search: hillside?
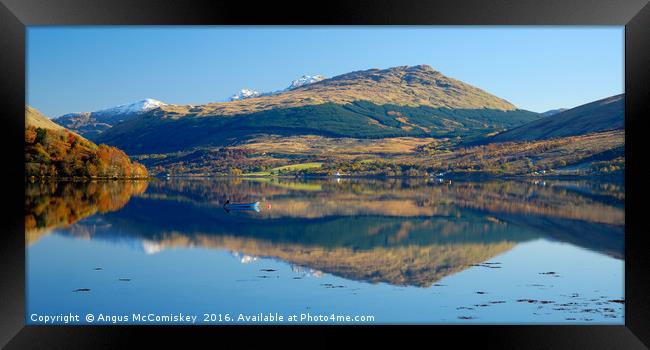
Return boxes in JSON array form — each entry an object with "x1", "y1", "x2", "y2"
[
  {"x1": 487, "y1": 94, "x2": 624, "y2": 143},
  {"x1": 25, "y1": 105, "x2": 67, "y2": 132},
  {"x1": 134, "y1": 128, "x2": 623, "y2": 177},
  {"x1": 25, "y1": 105, "x2": 148, "y2": 179},
  {"x1": 129, "y1": 90, "x2": 624, "y2": 177},
  {"x1": 95, "y1": 65, "x2": 541, "y2": 154}
]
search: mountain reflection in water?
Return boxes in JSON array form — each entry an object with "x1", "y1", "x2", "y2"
[{"x1": 25, "y1": 177, "x2": 624, "y2": 287}]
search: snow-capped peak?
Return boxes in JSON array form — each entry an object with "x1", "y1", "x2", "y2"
[
  {"x1": 226, "y1": 75, "x2": 325, "y2": 102},
  {"x1": 229, "y1": 89, "x2": 261, "y2": 101},
  {"x1": 288, "y1": 75, "x2": 325, "y2": 90},
  {"x1": 95, "y1": 98, "x2": 167, "y2": 115}
]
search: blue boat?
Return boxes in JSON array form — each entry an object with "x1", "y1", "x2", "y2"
[{"x1": 223, "y1": 200, "x2": 260, "y2": 211}]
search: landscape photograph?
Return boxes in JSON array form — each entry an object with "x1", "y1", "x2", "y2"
[{"x1": 25, "y1": 26, "x2": 624, "y2": 324}]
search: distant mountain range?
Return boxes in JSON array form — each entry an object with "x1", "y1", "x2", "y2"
[
  {"x1": 229, "y1": 74, "x2": 326, "y2": 101},
  {"x1": 52, "y1": 75, "x2": 329, "y2": 137},
  {"x1": 52, "y1": 98, "x2": 166, "y2": 138},
  {"x1": 82, "y1": 65, "x2": 541, "y2": 154}
]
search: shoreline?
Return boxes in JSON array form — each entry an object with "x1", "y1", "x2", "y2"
[
  {"x1": 151, "y1": 173, "x2": 624, "y2": 182},
  {"x1": 25, "y1": 172, "x2": 624, "y2": 183}
]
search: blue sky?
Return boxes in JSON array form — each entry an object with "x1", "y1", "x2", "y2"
[{"x1": 27, "y1": 26, "x2": 623, "y2": 117}]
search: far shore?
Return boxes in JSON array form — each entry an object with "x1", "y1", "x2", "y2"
[
  {"x1": 145, "y1": 172, "x2": 624, "y2": 181},
  {"x1": 25, "y1": 171, "x2": 624, "y2": 183}
]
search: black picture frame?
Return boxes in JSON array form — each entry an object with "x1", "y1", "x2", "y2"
[{"x1": 1, "y1": 0, "x2": 649, "y2": 348}]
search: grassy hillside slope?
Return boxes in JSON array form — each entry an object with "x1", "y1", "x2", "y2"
[
  {"x1": 487, "y1": 94, "x2": 623, "y2": 143},
  {"x1": 25, "y1": 106, "x2": 67, "y2": 132}
]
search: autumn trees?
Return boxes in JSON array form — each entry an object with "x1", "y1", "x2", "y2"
[{"x1": 25, "y1": 126, "x2": 148, "y2": 179}]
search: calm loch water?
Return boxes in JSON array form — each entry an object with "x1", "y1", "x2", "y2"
[{"x1": 26, "y1": 177, "x2": 624, "y2": 324}]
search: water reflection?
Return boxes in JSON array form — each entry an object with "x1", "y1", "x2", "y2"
[
  {"x1": 25, "y1": 177, "x2": 623, "y2": 287},
  {"x1": 25, "y1": 180, "x2": 148, "y2": 245}
]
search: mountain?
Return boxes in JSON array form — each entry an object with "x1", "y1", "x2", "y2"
[
  {"x1": 287, "y1": 74, "x2": 325, "y2": 90},
  {"x1": 95, "y1": 65, "x2": 541, "y2": 154},
  {"x1": 228, "y1": 74, "x2": 326, "y2": 101},
  {"x1": 488, "y1": 94, "x2": 624, "y2": 143},
  {"x1": 93, "y1": 98, "x2": 166, "y2": 115},
  {"x1": 541, "y1": 108, "x2": 567, "y2": 117},
  {"x1": 192, "y1": 65, "x2": 518, "y2": 115},
  {"x1": 229, "y1": 89, "x2": 261, "y2": 101},
  {"x1": 53, "y1": 98, "x2": 166, "y2": 139},
  {"x1": 25, "y1": 105, "x2": 148, "y2": 179}
]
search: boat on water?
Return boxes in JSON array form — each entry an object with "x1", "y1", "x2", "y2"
[{"x1": 223, "y1": 200, "x2": 260, "y2": 211}]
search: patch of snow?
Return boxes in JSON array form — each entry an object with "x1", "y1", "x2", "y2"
[
  {"x1": 287, "y1": 75, "x2": 325, "y2": 90},
  {"x1": 229, "y1": 89, "x2": 262, "y2": 101},
  {"x1": 226, "y1": 74, "x2": 326, "y2": 102},
  {"x1": 94, "y1": 98, "x2": 167, "y2": 115}
]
